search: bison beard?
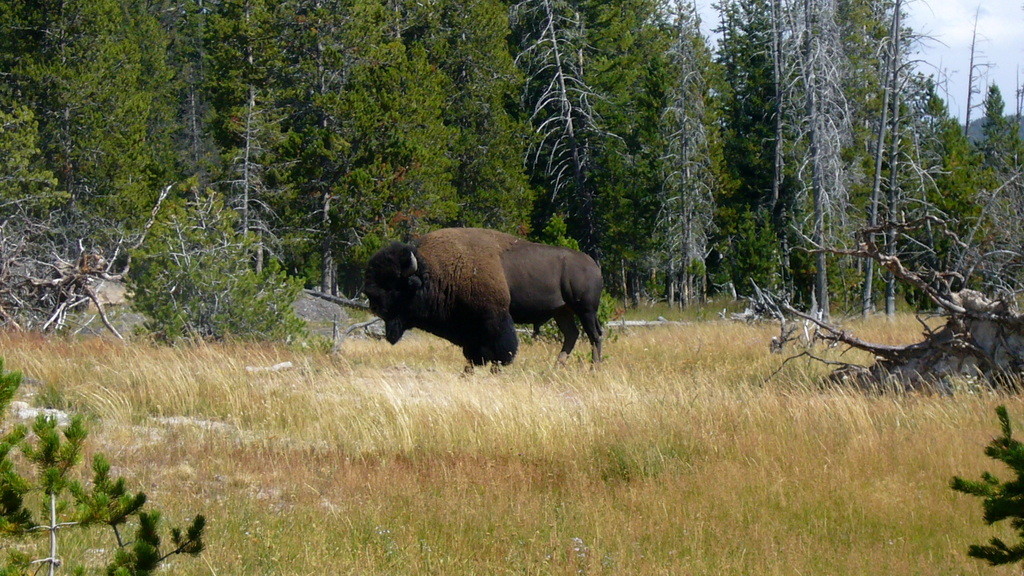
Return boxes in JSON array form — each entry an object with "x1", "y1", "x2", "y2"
[
  {"x1": 384, "y1": 318, "x2": 404, "y2": 345},
  {"x1": 364, "y1": 227, "x2": 603, "y2": 369}
]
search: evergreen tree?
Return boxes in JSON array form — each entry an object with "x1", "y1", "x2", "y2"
[
  {"x1": 129, "y1": 189, "x2": 305, "y2": 342},
  {"x1": 422, "y1": 0, "x2": 534, "y2": 232},
  {"x1": 582, "y1": 0, "x2": 675, "y2": 296},
  {"x1": 272, "y1": 0, "x2": 456, "y2": 293},
  {"x1": 164, "y1": 0, "x2": 221, "y2": 187},
  {"x1": 712, "y1": 0, "x2": 784, "y2": 295},
  {"x1": 714, "y1": 0, "x2": 776, "y2": 214},
  {"x1": 268, "y1": 0, "x2": 353, "y2": 292},
  {"x1": 0, "y1": 105, "x2": 62, "y2": 214},
  {"x1": 13, "y1": 0, "x2": 178, "y2": 227},
  {"x1": 978, "y1": 85, "x2": 1022, "y2": 176},
  {"x1": 205, "y1": 0, "x2": 287, "y2": 270},
  {"x1": 952, "y1": 406, "x2": 1024, "y2": 568},
  {"x1": 0, "y1": 359, "x2": 30, "y2": 538},
  {"x1": 911, "y1": 77, "x2": 984, "y2": 284},
  {"x1": 325, "y1": 0, "x2": 458, "y2": 260},
  {"x1": 975, "y1": 84, "x2": 1024, "y2": 288},
  {"x1": 0, "y1": 360, "x2": 206, "y2": 574}
]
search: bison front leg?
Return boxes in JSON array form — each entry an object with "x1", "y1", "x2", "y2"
[
  {"x1": 464, "y1": 312, "x2": 519, "y2": 371},
  {"x1": 462, "y1": 346, "x2": 486, "y2": 368},
  {"x1": 481, "y1": 313, "x2": 518, "y2": 368},
  {"x1": 461, "y1": 346, "x2": 497, "y2": 375}
]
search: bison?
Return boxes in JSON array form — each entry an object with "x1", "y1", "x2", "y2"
[{"x1": 363, "y1": 227, "x2": 603, "y2": 368}]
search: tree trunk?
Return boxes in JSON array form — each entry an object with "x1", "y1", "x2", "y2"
[
  {"x1": 964, "y1": 7, "x2": 981, "y2": 133},
  {"x1": 804, "y1": 0, "x2": 829, "y2": 321},
  {"x1": 320, "y1": 189, "x2": 335, "y2": 295},
  {"x1": 769, "y1": 0, "x2": 792, "y2": 293},
  {"x1": 884, "y1": 99, "x2": 902, "y2": 317},
  {"x1": 863, "y1": 0, "x2": 903, "y2": 316}
]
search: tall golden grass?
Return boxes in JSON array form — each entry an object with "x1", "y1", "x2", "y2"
[{"x1": 0, "y1": 316, "x2": 1019, "y2": 575}]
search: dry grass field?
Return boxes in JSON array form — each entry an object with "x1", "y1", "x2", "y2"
[{"x1": 1, "y1": 315, "x2": 1022, "y2": 575}]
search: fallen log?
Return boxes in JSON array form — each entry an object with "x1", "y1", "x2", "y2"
[
  {"x1": 762, "y1": 218, "x2": 1024, "y2": 392},
  {"x1": 302, "y1": 289, "x2": 370, "y2": 311},
  {"x1": 769, "y1": 291, "x2": 1020, "y2": 391}
]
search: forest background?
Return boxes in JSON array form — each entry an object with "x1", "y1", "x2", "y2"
[{"x1": 2, "y1": 0, "x2": 1023, "y2": 327}]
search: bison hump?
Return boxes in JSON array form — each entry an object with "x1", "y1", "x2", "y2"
[{"x1": 416, "y1": 228, "x2": 515, "y2": 310}]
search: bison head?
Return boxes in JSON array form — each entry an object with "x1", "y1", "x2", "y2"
[{"x1": 364, "y1": 241, "x2": 424, "y2": 344}]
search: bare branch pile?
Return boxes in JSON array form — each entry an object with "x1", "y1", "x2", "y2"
[{"x1": 0, "y1": 215, "x2": 126, "y2": 338}]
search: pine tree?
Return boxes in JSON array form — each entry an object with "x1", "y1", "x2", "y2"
[
  {"x1": 715, "y1": 0, "x2": 777, "y2": 213},
  {"x1": 422, "y1": 0, "x2": 533, "y2": 232},
  {"x1": 713, "y1": 0, "x2": 784, "y2": 295},
  {"x1": 952, "y1": 406, "x2": 1024, "y2": 567},
  {"x1": 205, "y1": 0, "x2": 287, "y2": 271},
  {"x1": 975, "y1": 84, "x2": 1024, "y2": 289},
  {"x1": 0, "y1": 359, "x2": 30, "y2": 538},
  {"x1": 14, "y1": 0, "x2": 178, "y2": 227},
  {"x1": 129, "y1": 189, "x2": 305, "y2": 342},
  {"x1": 910, "y1": 77, "x2": 984, "y2": 285},
  {"x1": 270, "y1": 0, "x2": 457, "y2": 293},
  {"x1": 326, "y1": 0, "x2": 458, "y2": 259},
  {"x1": 979, "y1": 85, "x2": 1022, "y2": 176},
  {"x1": 582, "y1": 0, "x2": 677, "y2": 298},
  {"x1": 267, "y1": 0, "x2": 353, "y2": 293},
  {"x1": 0, "y1": 360, "x2": 206, "y2": 574},
  {"x1": 0, "y1": 105, "x2": 62, "y2": 214},
  {"x1": 163, "y1": 0, "x2": 221, "y2": 187}
]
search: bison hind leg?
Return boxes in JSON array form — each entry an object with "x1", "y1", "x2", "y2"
[
  {"x1": 578, "y1": 309, "x2": 603, "y2": 363},
  {"x1": 554, "y1": 309, "x2": 581, "y2": 365}
]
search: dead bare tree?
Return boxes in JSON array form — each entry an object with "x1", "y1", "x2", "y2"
[
  {"x1": 769, "y1": 0, "x2": 795, "y2": 291},
  {"x1": 863, "y1": 0, "x2": 904, "y2": 317},
  {"x1": 764, "y1": 217, "x2": 1024, "y2": 391},
  {"x1": 659, "y1": 0, "x2": 716, "y2": 307},
  {"x1": 787, "y1": 0, "x2": 852, "y2": 320},
  {"x1": 512, "y1": 0, "x2": 604, "y2": 259},
  {"x1": 0, "y1": 215, "x2": 124, "y2": 338},
  {"x1": 963, "y1": 7, "x2": 992, "y2": 133}
]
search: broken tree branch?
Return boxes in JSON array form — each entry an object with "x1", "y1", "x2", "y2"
[{"x1": 302, "y1": 289, "x2": 370, "y2": 311}]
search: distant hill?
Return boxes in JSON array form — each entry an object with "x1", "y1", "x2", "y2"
[{"x1": 966, "y1": 114, "x2": 1024, "y2": 143}]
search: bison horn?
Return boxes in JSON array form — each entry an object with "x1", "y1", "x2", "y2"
[{"x1": 402, "y1": 251, "x2": 418, "y2": 277}]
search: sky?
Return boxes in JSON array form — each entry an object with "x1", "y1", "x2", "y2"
[
  {"x1": 694, "y1": 0, "x2": 1024, "y2": 120},
  {"x1": 906, "y1": 0, "x2": 1024, "y2": 120}
]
